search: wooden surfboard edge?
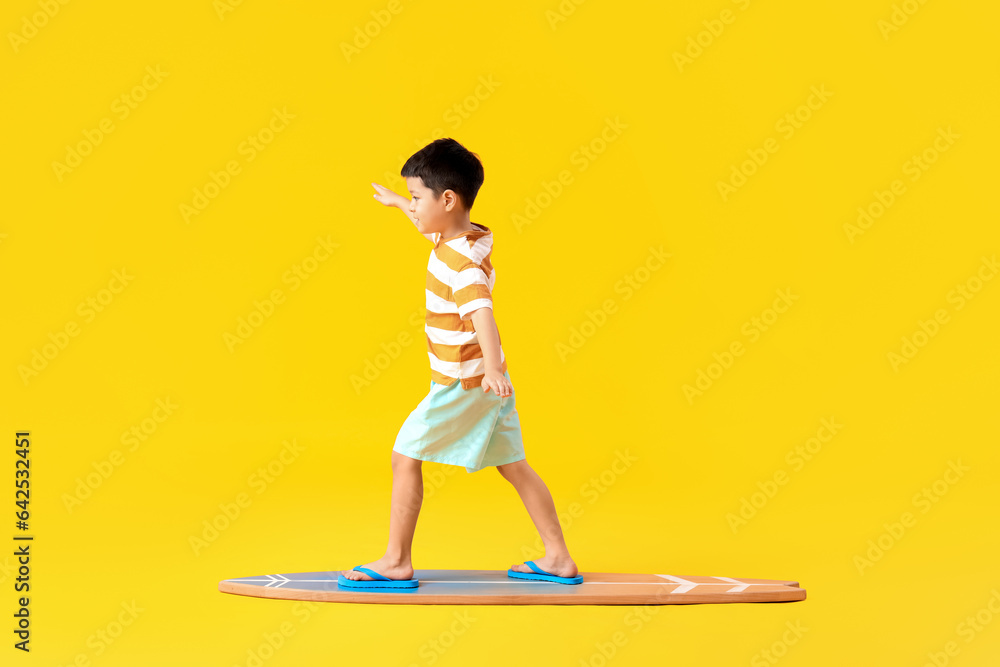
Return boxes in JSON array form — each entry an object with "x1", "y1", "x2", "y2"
[{"x1": 218, "y1": 579, "x2": 806, "y2": 606}]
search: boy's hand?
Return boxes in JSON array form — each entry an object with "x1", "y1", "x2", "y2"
[
  {"x1": 371, "y1": 182, "x2": 407, "y2": 209},
  {"x1": 481, "y1": 371, "x2": 512, "y2": 397}
]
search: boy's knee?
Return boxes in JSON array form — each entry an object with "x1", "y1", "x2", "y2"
[
  {"x1": 497, "y1": 459, "x2": 527, "y2": 478},
  {"x1": 392, "y1": 450, "x2": 422, "y2": 468}
]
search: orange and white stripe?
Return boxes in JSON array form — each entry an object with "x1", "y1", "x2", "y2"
[{"x1": 425, "y1": 224, "x2": 507, "y2": 389}]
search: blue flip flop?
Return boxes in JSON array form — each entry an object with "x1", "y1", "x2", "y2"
[
  {"x1": 507, "y1": 560, "x2": 583, "y2": 585},
  {"x1": 337, "y1": 566, "x2": 419, "y2": 589}
]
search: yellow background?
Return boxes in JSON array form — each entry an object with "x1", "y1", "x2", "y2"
[{"x1": 3, "y1": 0, "x2": 998, "y2": 664}]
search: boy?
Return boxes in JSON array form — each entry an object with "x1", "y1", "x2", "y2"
[{"x1": 339, "y1": 138, "x2": 581, "y2": 588}]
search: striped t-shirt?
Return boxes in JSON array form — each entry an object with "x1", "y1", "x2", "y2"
[{"x1": 425, "y1": 222, "x2": 507, "y2": 388}]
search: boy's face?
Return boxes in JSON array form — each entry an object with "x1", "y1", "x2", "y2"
[{"x1": 405, "y1": 176, "x2": 461, "y2": 233}]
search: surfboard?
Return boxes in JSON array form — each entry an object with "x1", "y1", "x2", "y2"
[{"x1": 218, "y1": 569, "x2": 806, "y2": 605}]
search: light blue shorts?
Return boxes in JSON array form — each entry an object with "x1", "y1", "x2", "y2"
[{"x1": 392, "y1": 370, "x2": 526, "y2": 473}]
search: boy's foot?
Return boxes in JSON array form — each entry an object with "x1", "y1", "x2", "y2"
[
  {"x1": 510, "y1": 555, "x2": 578, "y2": 578},
  {"x1": 340, "y1": 556, "x2": 414, "y2": 581}
]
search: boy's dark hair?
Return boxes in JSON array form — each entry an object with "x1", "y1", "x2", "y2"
[{"x1": 401, "y1": 137, "x2": 484, "y2": 211}]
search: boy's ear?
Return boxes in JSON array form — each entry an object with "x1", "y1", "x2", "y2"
[{"x1": 442, "y1": 189, "x2": 466, "y2": 211}]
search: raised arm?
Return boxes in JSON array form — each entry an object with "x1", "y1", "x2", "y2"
[{"x1": 371, "y1": 182, "x2": 437, "y2": 244}]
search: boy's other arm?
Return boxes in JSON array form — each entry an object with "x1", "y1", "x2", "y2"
[
  {"x1": 469, "y1": 307, "x2": 504, "y2": 374},
  {"x1": 371, "y1": 182, "x2": 437, "y2": 244}
]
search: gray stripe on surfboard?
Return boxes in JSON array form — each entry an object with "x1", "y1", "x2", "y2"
[{"x1": 224, "y1": 573, "x2": 779, "y2": 593}]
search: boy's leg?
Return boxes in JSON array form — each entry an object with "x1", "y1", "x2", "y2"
[
  {"x1": 340, "y1": 450, "x2": 423, "y2": 581},
  {"x1": 497, "y1": 459, "x2": 579, "y2": 577}
]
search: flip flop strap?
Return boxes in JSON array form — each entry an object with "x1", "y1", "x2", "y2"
[
  {"x1": 525, "y1": 560, "x2": 553, "y2": 577},
  {"x1": 353, "y1": 566, "x2": 391, "y2": 581}
]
